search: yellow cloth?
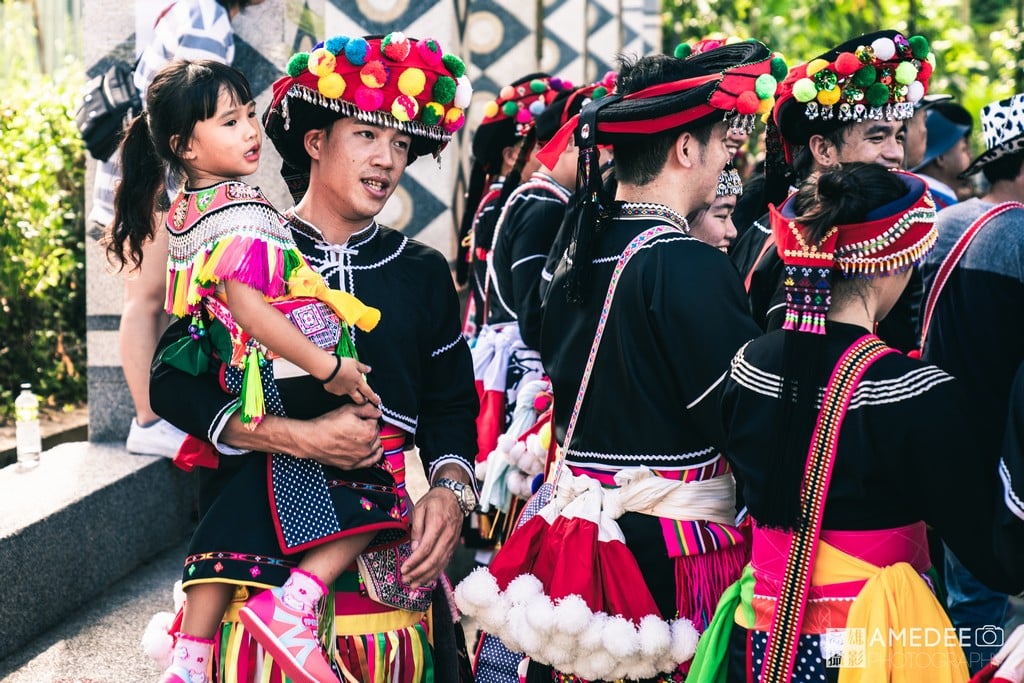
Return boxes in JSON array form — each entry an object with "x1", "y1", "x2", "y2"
[
  {"x1": 286, "y1": 262, "x2": 381, "y2": 332},
  {"x1": 810, "y1": 540, "x2": 969, "y2": 683}
]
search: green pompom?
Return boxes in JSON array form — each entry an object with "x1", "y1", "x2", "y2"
[
  {"x1": 287, "y1": 53, "x2": 310, "y2": 78},
  {"x1": 421, "y1": 105, "x2": 442, "y2": 126},
  {"x1": 865, "y1": 82, "x2": 891, "y2": 107},
  {"x1": 433, "y1": 76, "x2": 457, "y2": 104},
  {"x1": 674, "y1": 43, "x2": 692, "y2": 59},
  {"x1": 755, "y1": 74, "x2": 777, "y2": 99},
  {"x1": 502, "y1": 100, "x2": 519, "y2": 117},
  {"x1": 895, "y1": 61, "x2": 918, "y2": 85},
  {"x1": 770, "y1": 56, "x2": 788, "y2": 81},
  {"x1": 792, "y1": 78, "x2": 818, "y2": 103},
  {"x1": 442, "y1": 53, "x2": 466, "y2": 78},
  {"x1": 592, "y1": 86, "x2": 608, "y2": 99},
  {"x1": 530, "y1": 79, "x2": 547, "y2": 93},
  {"x1": 851, "y1": 65, "x2": 877, "y2": 88},
  {"x1": 908, "y1": 35, "x2": 930, "y2": 60}
]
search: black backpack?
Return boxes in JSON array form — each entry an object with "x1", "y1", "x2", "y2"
[{"x1": 75, "y1": 59, "x2": 143, "y2": 162}]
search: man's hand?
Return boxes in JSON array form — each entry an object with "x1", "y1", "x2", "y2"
[
  {"x1": 401, "y1": 465, "x2": 469, "y2": 588},
  {"x1": 221, "y1": 402, "x2": 383, "y2": 468}
]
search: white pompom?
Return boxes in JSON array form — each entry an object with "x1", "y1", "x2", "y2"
[
  {"x1": 474, "y1": 459, "x2": 488, "y2": 480},
  {"x1": 578, "y1": 612, "x2": 608, "y2": 651},
  {"x1": 603, "y1": 615, "x2": 640, "y2": 658},
  {"x1": 505, "y1": 573, "x2": 544, "y2": 605},
  {"x1": 508, "y1": 603, "x2": 544, "y2": 655},
  {"x1": 542, "y1": 631, "x2": 578, "y2": 666},
  {"x1": 140, "y1": 611, "x2": 176, "y2": 668},
  {"x1": 506, "y1": 471, "x2": 526, "y2": 497},
  {"x1": 637, "y1": 614, "x2": 672, "y2": 657},
  {"x1": 454, "y1": 567, "x2": 500, "y2": 613},
  {"x1": 907, "y1": 80, "x2": 924, "y2": 103},
  {"x1": 669, "y1": 617, "x2": 700, "y2": 663},
  {"x1": 525, "y1": 594, "x2": 556, "y2": 633},
  {"x1": 454, "y1": 77, "x2": 474, "y2": 109},
  {"x1": 871, "y1": 37, "x2": 896, "y2": 61},
  {"x1": 552, "y1": 594, "x2": 592, "y2": 635},
  {"x1": 582, "y1": 650, "x2": 618, "y2": 680}
]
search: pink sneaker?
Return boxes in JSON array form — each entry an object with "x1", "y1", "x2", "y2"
[{"x1": 238, "y1": 588, "x2": 338, "y2": 683}]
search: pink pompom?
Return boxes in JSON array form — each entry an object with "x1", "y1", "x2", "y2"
[{"x1": 354, "y1": 86, "x2": 385, "y2": 112}]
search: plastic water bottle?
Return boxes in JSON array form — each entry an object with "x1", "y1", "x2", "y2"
[{"x1": 14, "y1": 383, "x2": 41, "y2": 471}]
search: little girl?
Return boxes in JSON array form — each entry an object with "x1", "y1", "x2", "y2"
[{"x1": 108, "y1": 59, "x2": 411, "y2": 683}]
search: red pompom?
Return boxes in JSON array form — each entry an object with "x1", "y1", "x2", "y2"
[
  {"x1": 917, "y1": 59, "x2": 933, "y2": 81},
  {"x1": 834, "y1": 52, "x2": 862, "y2": 76},
  {"x1": 736, "y1": 90, "x2": 760, "y2": 115}
]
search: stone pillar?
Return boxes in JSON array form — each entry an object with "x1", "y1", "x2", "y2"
[{"x1": 84, "y1": 0, "x2": 660, "y2": 443}]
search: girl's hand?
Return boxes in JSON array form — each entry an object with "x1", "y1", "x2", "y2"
[{"x1": 323, "y1": 357, "x2": 380, "y2": 406}]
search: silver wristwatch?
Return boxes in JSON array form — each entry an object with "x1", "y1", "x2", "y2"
[{"x1": 432, "y1": 477, "x2": 477, "y2": 517}]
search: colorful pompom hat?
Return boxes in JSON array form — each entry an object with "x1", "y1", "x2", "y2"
[
  {"x1": 264, "y1": 32, "x2": 472, "y2": 168},
  {"x1": 774, "y1": 30, "x2": 934, "y2": 161}
]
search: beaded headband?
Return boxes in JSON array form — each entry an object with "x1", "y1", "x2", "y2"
[
  {"x1": 717, "y1": 165, "x2": 744, "y2": 197},
  {"x1": 770, "y1": 171, "x2": 936, "y2": 334}
]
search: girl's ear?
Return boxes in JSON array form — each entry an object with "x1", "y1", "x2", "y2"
[{"x1": 170, "y1": 134, "x2": 195, "y2": 160}]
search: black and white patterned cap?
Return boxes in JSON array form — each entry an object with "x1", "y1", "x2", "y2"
[{"x1": 962, "y1": 93, "x2": 1024, "y2": 176}]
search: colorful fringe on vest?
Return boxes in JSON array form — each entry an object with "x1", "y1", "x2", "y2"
[{"x1": 164, "y1": 181, "x2": 381, "y2": 428}]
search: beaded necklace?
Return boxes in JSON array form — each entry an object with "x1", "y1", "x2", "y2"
[{"x1": 618, "y1": 201, "x2": 691, "y2": 234}]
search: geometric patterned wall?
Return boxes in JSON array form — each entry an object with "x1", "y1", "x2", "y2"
[{"x1": 83, "y1": 0, "x2": 658, "y2": 442}]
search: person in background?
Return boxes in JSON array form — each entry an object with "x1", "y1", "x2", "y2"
[
  {"x1": 91, "y1": 0, "x2": 267, "y2": 458},
  {"x1": 456, "y1": 73, "x2": 559, "y2": 340},
  {"x1": 912, "y1": 99, "x2": 974, "y2": 209},
  {"x1": 687, "y1": 163, "x2": 743, "y2": 252},
  {"x1": 919, "y1": 94, "x2": 1024, "y2": 674}
]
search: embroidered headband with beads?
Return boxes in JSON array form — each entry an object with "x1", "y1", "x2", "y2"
[
  {"x1": 717, "y1": 164, "x2": 744, "y2": 197},
  {"x1": 769, "y1": 170, "x2": 936, "y2": 334}
]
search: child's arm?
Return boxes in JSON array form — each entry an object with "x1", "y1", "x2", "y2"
[{"x1": 224, "y1": 279, "x2": 380, "y2": 405}]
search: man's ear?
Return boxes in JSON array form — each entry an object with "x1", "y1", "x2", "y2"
[
  {"x1": 807, "y1": 133, "x2": 839, "y2": 168},
  {"x1": 304, "y1": 128, "x2": 324, "y2": 159},
  {"x1": 674, "y1": 130, "x2": 697, "y2": 170}
]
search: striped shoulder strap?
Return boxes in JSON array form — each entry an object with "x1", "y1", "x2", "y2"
[
  {"x1": 760, "y1": 335, "x2": 894, "y2": 682},
  {"x1": 551, "y1": 223, "x2": 684, "y2": 486}
]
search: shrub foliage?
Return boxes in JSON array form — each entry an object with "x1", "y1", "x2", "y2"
[{"x1": 0, "y1": 59, "x2": 86, "y2": 419}]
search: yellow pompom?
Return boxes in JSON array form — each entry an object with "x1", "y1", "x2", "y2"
[
  {"x1": 806, "y1": 58, "x2": 830, "y2": 76},
  {"x1": 318, "y1": 73, "x2": 346, "y2": 99},
  {"x1": 816, "y1": 87, "x2": 841, "y2": 106},
  {"x1": 483, "y1": 101, "x2": 499, "y2": 119},
  {"x1": 539, "y1": 421, "x2": 551, "y2": 450},
  {"x1": 398, "y1": 67, "x2": 427, "y2": 97},
  {"x1": 308, "y1": 47, "x2": 337, "y2": 77},
  {"x1": 757, "y1": 96, "x2": 774, "y2": 115}
]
